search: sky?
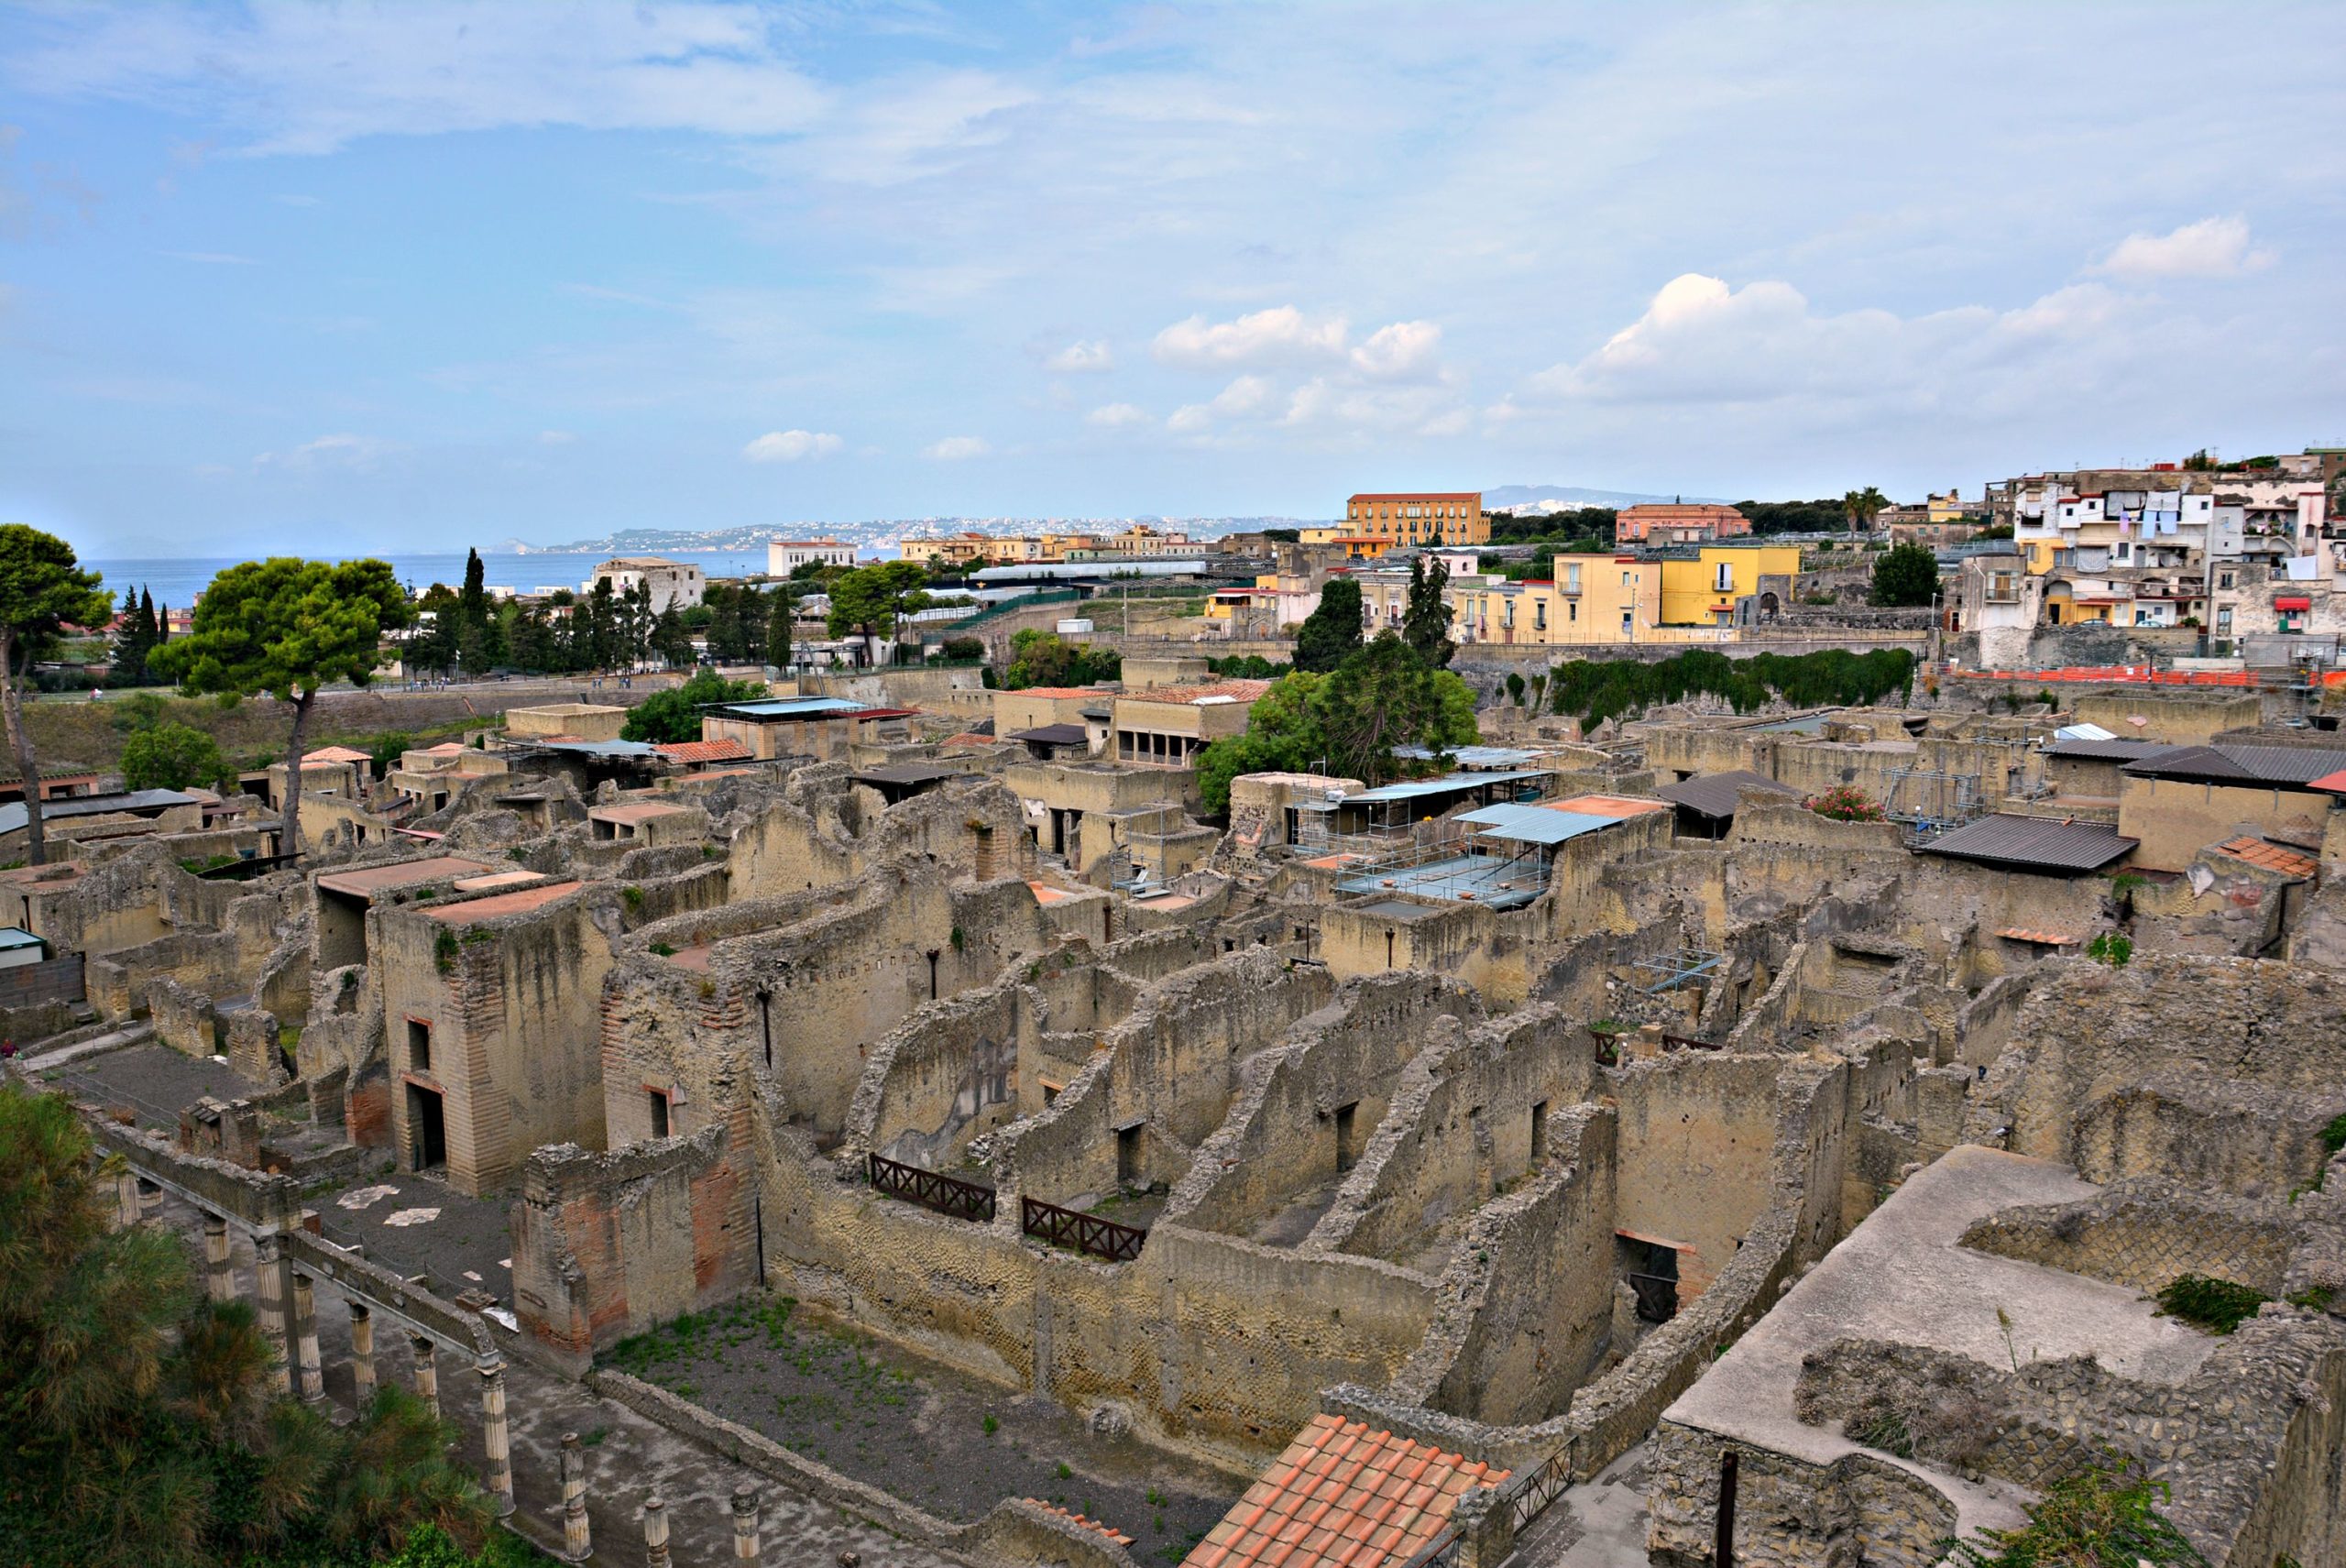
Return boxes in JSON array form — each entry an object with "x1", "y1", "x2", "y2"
[{"x1": 2, "y1": 1, "x2": 2343, "y2": 558}]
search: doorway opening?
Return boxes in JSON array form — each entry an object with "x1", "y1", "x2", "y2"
[{"x1": 407, "y1": 1084, "x2": 447, "y2": 1173}]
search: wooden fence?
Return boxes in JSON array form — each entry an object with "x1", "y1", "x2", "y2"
[
  {"x1": 866, "y1": 1151, "x2": 996, "y2": 1223},
  {"x1": 0, "y1": 953, "x2": 84, "y2": 1009},
  {"x1": 1019, "y1": 1196, "x2": 1148, "y2": 1263}
]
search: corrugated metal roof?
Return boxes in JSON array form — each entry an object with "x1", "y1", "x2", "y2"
[
  {"x1": 2047, "y1": 739, "x2": 2186, "y2": 762},
  {"x1": 0, "y1": 789, "x2": 198, "y2": 836},
  {"x1": 1653, "y1": 770, "x2": 1797, "y2": 819},
  {"x1": 1468, "y1": 806, "x2": 1619, "y2": 846},
  {"x1": 1922, "y1": 814, "x2": 2137, "y2": 872},
  {"x1": 2122, "y1": 743, "x2": 2346, "y2": 785},
  {"x1": 709, "y1": 696, "x2": 865, "y2": 718},
  {"x1": 1344, "y1": 770, "x2": 1548, "y2": 803}
]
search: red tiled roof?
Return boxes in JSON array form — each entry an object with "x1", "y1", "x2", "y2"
[
  {"x1": 590, "y1": 800, "x2": 690, "y2": 826},
  {"x1": 1025, "y1": 1501, "x2": 1135, "y2": 1549},
  {"x1": 653, "y1": 739, "x2": 751, "y2": 764},
  {"x1": 1996, "y1": 927, "x2": 2078, "y2": 946},
  {"x1": 315, "y1": 856, "x2": 492, "y2": 897},
  {"x1": 304, "y1": 745, "x2": 373, "y2": 763},
  {"x1": 849, "y1": 707, "x2": 920, "y2": 720},
  {"x1": 424, "y1": 880, "x2": 585, "y2": 921},
  {"x1": 2211, "y1": 837, "x2": 2319, "y2": 878},
  {"x1": 1124, "y1": 679, "x2": 1274, "y2": 706},
  {"x1": 2308, "y1": 769, "x2": 2346, "y2": 795},
  {"x1": 1184, "y1": 1414, "x2": 1507, "y2": 1568}
]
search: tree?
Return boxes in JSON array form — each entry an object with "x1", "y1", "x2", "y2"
[
  {"x1": 112, "y1": 586, "x2": 158, "y2": 687},
  {"x1": 1869, "y1": 542, "x2": 1942, "y2": 607},
  {"x1": 148, "y1": 558, "x2": 410, "y2": 856},
  {"x1": 0, "y1": 1083, "x2": 504, "y2": 1567},
  {"x1": 825, "y1": 563, "x2": 931, "y2": 662},
  {"x1": 1401, "y1": 557, "x2": 1454, "y2": 667},
  {"x1": 1317, "y1": 632, "x2": 1476, "y2": 784},
  {"x1": 1294, "y1": 577, "x2": 1365, "y2": 673},
  {"x1": 454, "y1": 548, "x2": 502, "y2": 673},
  {"x1": 1194, "y1": 672, "x2": 1328, "y2": 813},
  {"x1": 763, "y1": 587, "x2": 793, "y2": 669},
  {"x1": 0, "y1": 526, "x2": 112, "y2": 865},
  {"x1": 119, "y1": 722, "x2": 230, "y2": 792},
  {"x1": 1842, "y1": 485, "x2": 1888, "y2": 535},
  {"x1": 618, "y1": 667, "x2": 771, "y2": 744},
  {"x1": 1002, "y1": 629, "x2": 1120, "y2": 690}
]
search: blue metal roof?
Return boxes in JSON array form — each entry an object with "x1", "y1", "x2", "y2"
[
  {"x1": 1464, "y1": 806, "x2": 1618, "y2": 846},
  {"x1": 1395, "y1": 744, "x2": 1550, "y2": 768},
  {"x1": 529, "y1": 739, "x2": 662, "y2": 759},
  {"x1": 709, "y1": 696, "x2": 865, "y2": 718},
  {"x1": 1345, "y1": 769, "x2": 1549, "y2": 804}
]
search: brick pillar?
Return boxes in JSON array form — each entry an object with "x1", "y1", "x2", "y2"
[
  {"x1": 478, "y1": 1360, "x2": 513, "y2": 1516},
  {"x1": 203, "y1": 1212, "x2": 236, "y2": 1302},
  {"x1": 291, "y1": 1272, "x2": 324, "y2": 1404},
  {"x1": 730, "y1": 1484, "x2": 760, "y2": 1563},
  {"x1": 410, "y1": 1334, "x2": 439, "y2": 1419},
  {"x1": 349, "y1": 1301, "x2": 376, "y2": 1404},
  {"x1": 561, "y1": 1431, "x2": 592, "y2": 1562},
  {"x1": 254, "y1": 1232, "x2": 294, "y2": 1395},
  {"x1": 1452, "y1": 1484, "x2": 1515, "y2": 1568},
  {"x1": 641, "y1": 1497, "x2": 672, "y2": 1568}
]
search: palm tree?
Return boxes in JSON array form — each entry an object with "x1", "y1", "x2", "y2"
[{"x1": 1844, "y1": 487, "x2": 1889, "y2": 535}]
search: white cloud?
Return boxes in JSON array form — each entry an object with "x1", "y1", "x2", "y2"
[
  {"x1": 2090, "y1": 215, "x2": 2274, "y2": 280},
  {"x1": 1047, "y1": 339, "x2": 1115, "y2": 373},
  {"x1": 1086, "y1": 402, "x2": 1148, "y2": 427},
  {"x1": 253, "y1": 433, "x2": 397, "y2": 471},
  {"x1": 1349, "y1": 320, "x2": 1442, "y2": 380},
  {"x1": 1153, "y1": 306, "x2": 1348, "y2": 369},
  {"x1": 742, "y1": 429, "x2": 843, "y2": 463},
  {"x1": 9, "y1": 4, "x2": 831, "y2": 156},
  {"x1": 924, "y1": 435, "x2": 990, "y2": 460},
  {"x1": 538, "y1": 430, "x2": 576, "y2": 445},
  {"x1": 1168, "y1": 374, "x2": 1277, "y2": 433}
]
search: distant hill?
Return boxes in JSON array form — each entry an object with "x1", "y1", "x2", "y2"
[{"x1": 1482, "y1": 483, "x2": 1729, "y2": 510}]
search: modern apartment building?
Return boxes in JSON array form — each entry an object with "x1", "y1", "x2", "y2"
[
  {"x1": 767, "y1": 539, "x2": 859, "y2": 575},
  {"x1": 1342, "y1": 491, "x2": 1489, "y2": 550}
]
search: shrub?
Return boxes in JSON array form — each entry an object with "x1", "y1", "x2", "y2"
[
  {"x1": 433, "y1": 927, "x2": 460, "y2": 974},
  {"x1": 1804, "y1": 784, "x2": 1888, "y2": 822},
  {"x1": 2086, "y1": 932, "x2": 2132, "y2": 968},
  {"x1": 1946, "y1": 1457, "x2": 2207, "y2": 1565},
  {"x1": 2154, "y1": 1273, "x2": 2269, "y2": 1334}
]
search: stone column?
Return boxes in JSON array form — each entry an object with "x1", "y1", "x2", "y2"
[
  {"x1": 561, "y1": 1432, "x2": 592, "y2": 1562},
  {"x1": 253, "y1": 1232, "x2": 293, "y2": 1395},
  {"x1": 348, "y1": 1302, "x2": 376, "y2": 1404},
  {"x1": 1452, "y1": 1484, "x2": 1516, "y2": 1568},
  {"x1": 478, "y1": 1360, "x2": 513, "y2": 1516},
  {"x1": 203, "y1": 1212, "x2": 236, "y2": 1302},
  {"x1": 730, "y1": 1484, "x2": 760, "y2": 1564},
  {"x1": 410, "y1": 1334, "x2": 439, "y2": 1420},
  {"x1": 291, "y1": 1272, "x2": 324, "y2": 1404},
  {"x1": 641, "y1": 1497, "x2": 671, "y2": 1568}
]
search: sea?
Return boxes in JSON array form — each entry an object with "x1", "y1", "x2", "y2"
[{"x1": 82, "y1": 549, "x2": 801, "y2": 610}]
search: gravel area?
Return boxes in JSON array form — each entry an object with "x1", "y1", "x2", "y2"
[
  {"x1": 604, "y1": 1290, "x2": 1244, "y2": 1561},
  {"x1": 44, "y1": 1041, "x2": 266, "y2": 1129}
]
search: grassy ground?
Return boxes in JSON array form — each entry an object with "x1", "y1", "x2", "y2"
[{"x1": 603, "y1": 1291, "x2": 1237, "y2": 1560}]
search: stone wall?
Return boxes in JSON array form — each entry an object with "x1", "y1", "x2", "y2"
[{"x1": 1956, "y1": 1176, "x2": 2298, "y2": 1297}]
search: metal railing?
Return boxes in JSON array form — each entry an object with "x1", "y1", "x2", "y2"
[
  {"x1": 866, "y1": 1151, "x2": 997, "y2": 1223},
  {"x1": 1020, "y1": 1195, "x2": 1148, "y2": 1262}
]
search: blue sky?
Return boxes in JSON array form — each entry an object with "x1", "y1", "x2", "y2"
[{"x1": 3, "y1": 1, "x2": 2342, "y2": 557}]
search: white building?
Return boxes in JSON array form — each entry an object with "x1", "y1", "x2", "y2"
[
  {"x1": 589, "y1": 556, "x2": 706, "y2": 612},
  {"x1": 768, "y1": 539, "x2": 859, "y2": 576}
]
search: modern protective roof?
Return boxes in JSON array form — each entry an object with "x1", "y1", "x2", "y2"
[
  {"x1": 2121, "y1": 743, "x2": 2346, "y2": 786},
  {"x1": 424, "y1": 880, "x2": 586, "y2": 922},
  {"x1": 849, "y1": 763, "x2": 970, "y2": 786},
  {"x1": 1182, "y1": 1412, "x2": 1507, "y2": 1568},
  {"x1": 0, "y1": 789, "x2": 198, "y2": 835},
  {"x1": 1343, "y1": 769, "x2": 1548, "y2": 804},
  {"x1": 517, "y1": 738, "x2": 663, "y2": 760},
  {"x1": 315, "y1": 855, "x2": 493, "y2": 898},
  {"x1": 589, "y1": 801, "x2": 691, "y2": 826},
  {"x1": 1464, "y1": 805, "x2": 1620, "y2": 846},
  {"x1": 1394, "y1": 743, "x2": 1553, "y2": 768},
  {"x1": 0, "y1": 927, "x2": 45, "y2": 950},
  {"x1": 1654, "y1": 770, "x2": 1799, "y2": 819},
  {"x1": 1007, "y1": 722, "x2": 1089, "y2": 745},
  {"x1": 2046, "y1": 738, "x2": 2186, "y2": 763},
  {"x1": 1921, "y1": 814, "x2": 2137, "y2": 872},
  {"x1": 1119, "y1": 679, "x2": 1274, "y2": 706},
  {"x1": 1545, "y1": 793, "x2": 1672, "y2": 819},
  {"x1": 706, "y1": 696, "x2": 867, "y2": 718}
]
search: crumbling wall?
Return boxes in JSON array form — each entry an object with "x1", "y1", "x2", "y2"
[
  {"x1": 512, "y1": 1125, "x2": 745, "y2": 1362},
  {"x1": 1606, "y1": 1052, "x2": 1789, "y2": 1297},
  {"x1": 845, "y1": 979, "x2": 1038, "y2": 1170},
  {"x1": 1957, "y1": 1177, "x2": 2298, "y2": 1297}
]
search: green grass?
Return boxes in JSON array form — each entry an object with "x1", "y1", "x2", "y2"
[
  {"x1": 1945, "y1": 1457, "x2": 2206, "y2": 1565},
  {"x1": 2154, "y1": 1273, "x2": 2270, "y2": 1335}
]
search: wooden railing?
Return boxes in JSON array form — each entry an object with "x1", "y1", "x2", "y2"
[
  {"x1": 1019, "y1": 1196, "x2": 1147, "y2": 1263},
  {"x1": 866, "y1": 1151, "x2": 996, "y2": 1223}
]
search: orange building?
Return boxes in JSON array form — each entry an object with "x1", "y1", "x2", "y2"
[
  {"x1": 1614, "y1": 503, "x2": 1751, "y2": 544},
  {"x1": 1342, "y1": 490, "x2": 1489, "y2": 549}
]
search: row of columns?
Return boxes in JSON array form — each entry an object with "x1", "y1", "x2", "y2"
[{"x1": 151, "y1": 1194, "x2": 773, "y2": 1563}]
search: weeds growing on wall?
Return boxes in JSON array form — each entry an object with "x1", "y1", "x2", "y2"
[
  {"x1": 2154, "y1": 1273, "x2": 2270, "y2": 1334},
  {"x1": 1547, "y1": 647, "x2": 1915, "y2": 729},
  {"x1": 1943, "y1": 1457, "x2": 2207, "y2": 1565}
]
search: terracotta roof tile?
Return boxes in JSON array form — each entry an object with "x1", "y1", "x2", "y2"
[
  {"x1": 1024, "y1": 1500, "x2": 1135, "y2": 1549},
  {"x1": 1179, "y1": 1414, "x2": 1507, "y2": 1568},
  {"x1": 1124, "y1": 679, "x2": 1274, "y2": 707},
  {"x1": 1996, "y1": 927, "x2": 2078, "y2": 946},
  {"x1": 653, "y1": 739, "x2": 751, "y2": 764},
  {"x1": 2212, "y1": 837, "x2": 2319, "y2": 878}
]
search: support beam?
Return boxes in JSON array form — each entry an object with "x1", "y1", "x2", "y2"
[
  {"x1": 253, "y1": 1231, "x2": 294, "y2": 1395},
  {"x1": 291, "y1": 1271, "x2": 324, "y2": 1404},
  {"x1": 348, "y1": 1301, "x2": 376, "y2": 1404},
  {"x1": 478, "y1": 1360, "x2": 513, "y2": 1517},
  {"x1": 410, "y1": 1333, "x2": 438, "y2": 1420},
  {"x1": 642, "y1": 1496, "x2": 671, "y2": 1568},
  {"x1": 730, "y1": 1484, "x2": 760, "y2": 1564},
  {"x1": 562, "y1": 1432, "x2": 592, "y2": 1562},
  {"x1": 115, "y1": 1171, "x2": 140, "y2": 1229},
  {"x1": 203, "y1": 1212, "x2": 236, "y2": 1302}
]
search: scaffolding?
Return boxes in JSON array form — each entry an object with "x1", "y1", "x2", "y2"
[
  {"x1": 1882, "y1": 764, "x2": 1984, "y2": 843},
  {"x1": 1631, "y1": 946, "x2": 1725, "y2": 995}
]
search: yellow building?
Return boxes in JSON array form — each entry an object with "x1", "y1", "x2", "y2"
[
  {"x1": 1449, "y1": 555, "x2": 1649, "y2": 647},
  {"x1": 1656, "y1": 544, "x2": 1801, "y2": 627},
  {"x1": 1343, "y1": 491, "x2": 1489, "y2": 549}
]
